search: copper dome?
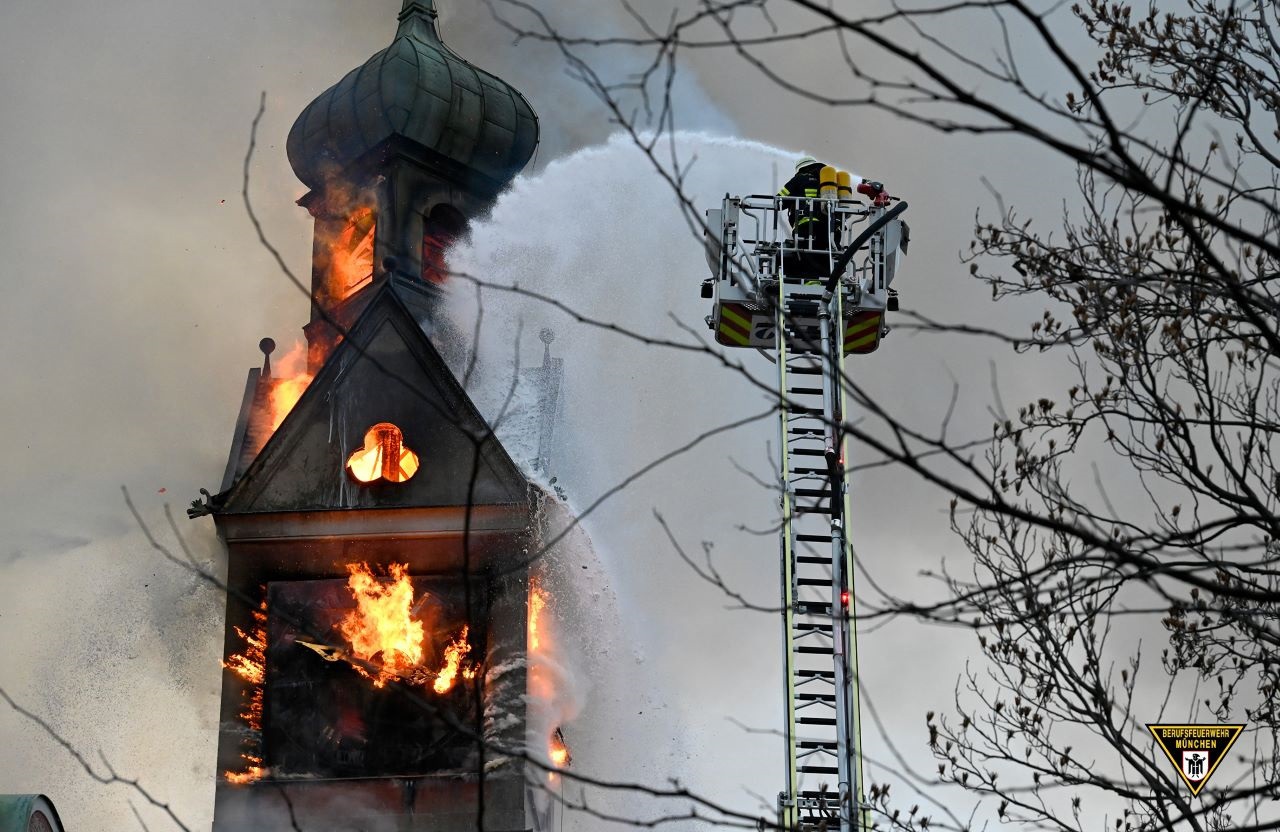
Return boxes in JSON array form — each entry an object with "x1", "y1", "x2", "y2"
[{"x1": 287, "y1": 0, "x2": 539, "y2": 191}]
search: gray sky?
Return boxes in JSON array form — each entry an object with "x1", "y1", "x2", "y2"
[{"x1": 0, "y1": 1, "x2": 1112, "y2": 830}]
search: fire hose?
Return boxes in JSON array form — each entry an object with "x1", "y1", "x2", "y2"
[{"x1": 824, "y1": 200, "x2": 909, "y2": 295}]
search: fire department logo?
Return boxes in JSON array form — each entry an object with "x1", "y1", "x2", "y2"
[
  {"x1": 1147, "y1": 724, "x2": 1244, "y2": 796},
  {"x1": 1181, "y1": 750, "x2": 1208, "y2": 781}
]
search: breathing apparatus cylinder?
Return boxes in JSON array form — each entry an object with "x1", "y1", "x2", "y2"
[
  {"x1": 837, "y1": 170, "x2": 853, "y2": 201},
  {"x1": 819, "y1": 165, "x2": 838, "y2": 200}
]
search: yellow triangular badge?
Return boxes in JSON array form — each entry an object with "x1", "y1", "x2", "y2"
[{"x1": 1146, "y1": 724, "x2": 1245, "y2": 796}]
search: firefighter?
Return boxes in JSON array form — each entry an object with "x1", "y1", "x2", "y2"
[{"x1": 778, "y1": 156, "x2": 827, "y2": 276}]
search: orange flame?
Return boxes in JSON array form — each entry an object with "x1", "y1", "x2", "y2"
[
  {"x1": 266, "y1": 340, "x2": 314, "y2": 433},
  {"x1": 550, "y1": 727, "x2": 571, "y2": 769},
  {"x1": 433, "y1": 626, "x2": 473, "y2": 694},
  {"x1": 330, "y1": 206, "x2": 375, "y2": 297},
  {"x1": 346, "y1": 423, "x2": 420, "y2": 483},
  {"x1": 225, "y1": 757, "x2": 267, "y2": 785},
  {"x1": 339, "y1": 563, "x2": 425, "y2": 687},
  {"x1": 337, "y1": 562, "x2": 478, "y2": 692},
  {"x1": 529, "y1": 580, "x2": 549, "y2": 652},
  {"x1": 224, "y1": 601, "x2": 268, "y2": 784},
  {"x1": 550, "y1": 739, "x2": 568, "y2": 767}
]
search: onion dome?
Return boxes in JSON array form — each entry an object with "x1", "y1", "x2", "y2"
[{"x1": 287, "y1": 0, "x2": 539, "y2": 191}]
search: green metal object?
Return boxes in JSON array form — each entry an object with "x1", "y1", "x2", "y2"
[
  {"x1": 0, "y1": 795, "x2": 64, "y2": 832},
  {"x1": 287, "y1": 0, "x2": 539, "y2": 192}
]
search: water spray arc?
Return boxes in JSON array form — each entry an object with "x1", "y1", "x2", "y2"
[{"x1": 703, "y1": 169, "x2": 910, "y2": 831}]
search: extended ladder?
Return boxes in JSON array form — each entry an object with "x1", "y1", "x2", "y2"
[
  {"x1": 775, "y1": 266, "x2": 868, "y2": 832},
  {"x1": 701, "y1": 188, "x2": 909, "y2": 832}
]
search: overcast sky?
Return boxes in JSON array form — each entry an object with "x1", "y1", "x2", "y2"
[{"x1": 0, "y1": 1, "x2": 1115, "y2": 830}]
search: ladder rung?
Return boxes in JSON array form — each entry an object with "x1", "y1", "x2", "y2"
[
  {"x1": 793, "y1": 467, "x2": 827, "y2": 475},
  {"x1": 799, "y1": 765, "x2": 839, "y2": 775},
  {"x1": 797, "y1": 669, "x2": 835, "y2": 679},
  {"x1": 788, "y1": 365, "x2": 823, "y2": 375},
  {"x1": 797, "y1": 578, "x2": 830, "y2": 586},
  {"x1": 798, "y1": 717, "x2": 837, "y2": 726},
  {"x1": 797, "y1": 693, "x2": 836, "y2": 702},
  {"x1": 791, "y1": 448, "x2": 827, "y2": 457},
  {"x1": 797, "y1": 645, "x2": 834, "y2": 654},
  {"x1": 798, "y1": 740, "x2": 838, "y2": 750},
  {"x1": 796, "y1": 534, "x2": 830, "y2": 543},
  {"x1": 795, "y1": 505, "x2": 834, "y2": 515},
  {"x1": 796, "y1": 556, "x2": 829, "y2": 565},
  {"x1": 799, "y1": 790, "x2": 842, "y2": 800},
  {"x1": 794, "y1": 488, "x2": 832, "y2": 498},
  {"x1": 789, "y1": 386, "x2": 823, "y2": 396},
  {"x1": 796, "y1": 622, "x2": 833, "y2": 633}
]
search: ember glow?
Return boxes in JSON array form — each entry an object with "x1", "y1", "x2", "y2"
[
  {"x1": 223, "y1": 601, "x2": 268, "y2": 784},
  {"x1": 337, "y1": 562, "x2": 478, "y2": 692}
]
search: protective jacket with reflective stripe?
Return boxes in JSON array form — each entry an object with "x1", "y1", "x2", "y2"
[{"x1": 778, "y1": 163, "x2": 825, "y2": 229}]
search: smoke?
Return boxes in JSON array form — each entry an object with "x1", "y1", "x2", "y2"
[
  {"x1": 444, "y1": 131, "x2": 831, "y2": 826},
  {"x1": 438, "y1": 0, "x2": 738, "y2": 162},
  {"x1": 0, "y1": 1, "x2": 1081, "y2": 830}
]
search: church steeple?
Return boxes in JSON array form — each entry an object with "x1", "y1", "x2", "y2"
[
  {"x1": 396, "y1": 0, "x2": 441, "y2": 41},
  {"x1": 205, "y1": 8, "x2": 554, "y2": 830},
  {"x1": 286, "y1": 0, "x2": 539, "y2": 368}
]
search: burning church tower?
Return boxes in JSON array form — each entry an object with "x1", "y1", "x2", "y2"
[{"x1": 192, "y1": 2, "x2": 562, "y2": 828}]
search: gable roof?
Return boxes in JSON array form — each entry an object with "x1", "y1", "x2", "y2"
[{"x1": 215, "y1": 282, "x2": 529, "y2": 514}]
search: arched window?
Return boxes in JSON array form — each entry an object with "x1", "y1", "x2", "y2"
[
  {"x1": 422, "y1": 204, "x2": 467, "y2": 285},
  {"x1": 346, "y1": 423, "x2": 419, "y2": 483},
  {"x1": 330, "y1": 206, "x2": 376, "y2": 298}
]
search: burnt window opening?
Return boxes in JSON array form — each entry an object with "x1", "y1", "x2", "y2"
[
  {"x1": 422, "y1": 204, "x2": 467, "y2": 285},
  {"x1": 331, "y1": 206, "x2": 376, "y2": 298},
  {"x1": 262, "y1": 576, "x2": 488, "y2": 779},
  {"x1": 347, "y1": 423, "x2": 419, "y2": 483}
]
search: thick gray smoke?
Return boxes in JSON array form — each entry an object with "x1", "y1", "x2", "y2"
[
  {"x1": 0, "y1": 0, "x2": 1096, "y2": 830},
  {"x1": 445, "y1": 132, "x2": 985, "y2": 827},
  {"x1": 0, "y1": 2, "x2": 738, "y2": 828}
]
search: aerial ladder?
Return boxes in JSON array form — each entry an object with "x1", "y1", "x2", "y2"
[{"x1": 702, "y1": 168, "x2": 909, "y2": 832}]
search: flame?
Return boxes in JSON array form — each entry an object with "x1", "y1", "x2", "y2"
[
  {"x1": 433, "y1": 626, "x2": 473, "y2": 694},
  {"x1": 550, "y1": 731, "x2": 570, "y2": 768},
  {"x1": 266, "y1": 340, "x2": 314, "y2": 433},
  {"x1": 528, "y1": 579, "x2": 571, "y2": 778},
  {"x1": 224, "y1": 629, "x2": 264, "y2": 686},
  {"x1": 224, "y1": 601, "x2": 267, "y2": 784},
  {"x1": 529, "y1": 580, "x2": 549, "y2": 652},
  {"x1": 339, "y1": 563, "x2": 425, "y2": 687},
  {"x1": 225, "y1": 757, "x2": 267, "y2": 785},
  {"x1": 337, "y1": 562, "x2": 478, "y2": 691},
  {"x1": 346, "y1": 423, "x2": 420, "y2": 483},
  {"x1": 330, "y1": 206, "x2": 375, "y2": 297}
]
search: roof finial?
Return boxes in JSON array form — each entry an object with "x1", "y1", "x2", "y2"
[
  {"x1": 259, "y1": 337, "x2": 276, "y2": 378},
  {"x1": 398, "y1": 0, "x2": 442, "y2": 42}
]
